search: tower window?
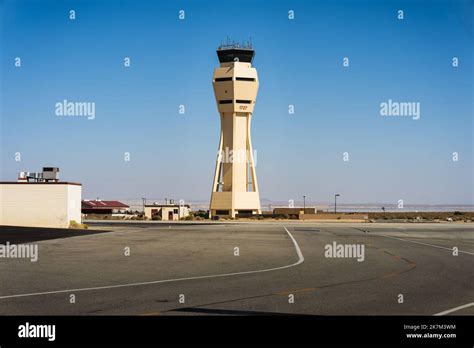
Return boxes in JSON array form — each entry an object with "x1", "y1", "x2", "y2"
[
  {"x1": 236, "y1": 100, "x2": 251, "y2": 104},
  {"x1": 215, "y1": 77, "x2": 233, "y2": 82},
  {"x1": 236, "y1": 77, "x2": 255, "y2": 81},
  {"x1": 219, "y1": 100, "x2": 233, "y2": 104}
]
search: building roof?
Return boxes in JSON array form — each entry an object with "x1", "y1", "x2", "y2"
[
  {"x1": 0, "y1": 182, "x2": 81, "y2": 186},
  {"x1": 82, "y1": 200, "x2": 129, "y2": 209},
  {"x1": 145, "y1": 204, "x2": 190, "y2": 208}
]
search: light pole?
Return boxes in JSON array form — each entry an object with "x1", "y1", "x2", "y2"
[
  {"x1": 303, "y1": 195, "x2": 306, "y2": 214},
  {"x1": 334, "y1": 194, "x2": 340, "y2": 214}
]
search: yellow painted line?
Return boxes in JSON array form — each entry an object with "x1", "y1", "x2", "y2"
[{"x1": 275, "y1": 288, "x2": 317, "y2": 295}]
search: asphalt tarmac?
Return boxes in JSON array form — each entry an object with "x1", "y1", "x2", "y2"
[{"x1": 0, "y1": 222, "x2": 472, "y2": 315}]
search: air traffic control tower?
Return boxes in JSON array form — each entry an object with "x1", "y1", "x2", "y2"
[{"x1": 209, "y1": 42, "x2": 261, "y2": 219}]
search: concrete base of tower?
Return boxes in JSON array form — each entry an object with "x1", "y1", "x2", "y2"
[{"x1": 209, "y1": 191, "x2": 261, "y2": 219}]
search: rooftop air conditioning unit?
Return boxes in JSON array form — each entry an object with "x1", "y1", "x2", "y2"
[
  {"x1": 17, "y1": 171, "x2": 28, "y2": 182},
  {"x1": 42, "y1": 167, "x2": 59, "y2": 181}
]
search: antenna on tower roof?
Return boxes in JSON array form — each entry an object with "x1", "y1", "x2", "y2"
[{"x1": 218, "y1": 37, "x2": 255, "y2": 50}]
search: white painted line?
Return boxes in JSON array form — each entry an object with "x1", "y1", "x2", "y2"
[
  {"x1": 434, "y1": 302, "x2": 474, "y2": 316},
  {"x1": 0, "y1": 226, "x2": 304, "y2": 300},
  {"x1": 373, "y1": 234, "x2": 474, "y2": 255},
  {"x1": 283, "y1": 226, "x2": 304, "y2": 264}
]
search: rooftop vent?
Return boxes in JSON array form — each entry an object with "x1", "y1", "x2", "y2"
[{"x1": 17, "y1": 167, "x2": 60, "y2": 182}]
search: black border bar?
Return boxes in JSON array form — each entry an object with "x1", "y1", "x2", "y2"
[{"x1": 0, "y1": 315, "x2": 472, "y2": 346}]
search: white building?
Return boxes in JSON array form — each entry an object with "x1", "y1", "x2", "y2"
[
  {"x1": 144, "y1": 203, "x2": 191, "y2": 221},
  {"x1": 0, "y1": 182, "x2": 82, "y2": 228}
]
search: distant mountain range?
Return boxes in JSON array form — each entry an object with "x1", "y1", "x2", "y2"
[{"x1": 97, "y1": 198, "x2": 474, "y2": 213}]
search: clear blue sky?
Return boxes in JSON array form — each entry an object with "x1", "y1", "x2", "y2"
[{"x1": 1, "y1": 0, "x2": 472, "y2": 205}]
